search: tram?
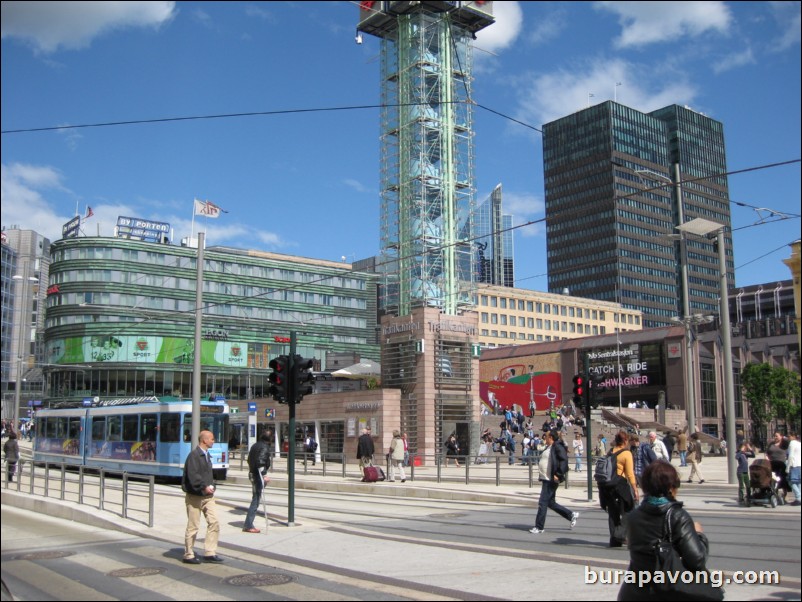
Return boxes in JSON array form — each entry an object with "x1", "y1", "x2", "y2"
[{"x1": 33, "y1": 396, "x2": 230, "y2": 479}]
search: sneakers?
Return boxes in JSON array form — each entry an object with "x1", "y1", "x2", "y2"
[
  {"x1": 570, "y1": 512, "x2": 579, "y2": 529},
  {"x1": 529, "y1": 527, "x2": 544, "y2": 534},
  {"x1": 699, "y1": 480, "x2": 705, "y2": 484}
]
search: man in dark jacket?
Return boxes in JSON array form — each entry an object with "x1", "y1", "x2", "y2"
[
  {"x1": 357, "y1": 427, "x2": 375, "y2": 480},
  {"x1": 529, "y1": 429, "x2": 578, "y2": 534},
  {"x1": 181, "y1": 430, "x2": 222, "y2": 564},
  {"x1": 243, "y1": 431, "x2": 272, "y2": 533}
]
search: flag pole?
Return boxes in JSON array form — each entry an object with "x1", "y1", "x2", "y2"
[{"x1": 191, "y1": 199, "x2": 196, "y2": 243}]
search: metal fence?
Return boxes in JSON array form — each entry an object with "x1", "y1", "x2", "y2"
[
  {"x1": 231, "y1": 449, "x2": 590, "y2": 489},
  {"x1": 3, "y1": 460, "x2": 155, "y2": 527}
]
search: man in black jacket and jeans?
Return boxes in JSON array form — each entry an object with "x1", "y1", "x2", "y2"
[
  {"x1": 530, "y1": 429, "x2": 578, "y2": 534},
  {"x1": 243, "y1": 431, "x2": 272, "y2": 533}
]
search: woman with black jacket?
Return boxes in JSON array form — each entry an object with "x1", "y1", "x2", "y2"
[{"x1": 618, "y1": 460, "x2": 721, "y2": 601}]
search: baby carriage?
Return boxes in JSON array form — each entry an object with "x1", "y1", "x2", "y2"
[{"x1": 749, "y1": 459, "x2": 782, "y2": 508}]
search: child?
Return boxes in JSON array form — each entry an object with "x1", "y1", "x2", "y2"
[{"x1": 736, "y1": 442, "x2": 755, "y2": 505}]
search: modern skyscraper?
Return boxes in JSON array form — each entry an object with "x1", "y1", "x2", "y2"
[
  {"x1": 473, "y1": 184, "x2": 514, "y2": 287},
  {"x1": 542, "y1": 101, "x2": 734, "y2": 328}
]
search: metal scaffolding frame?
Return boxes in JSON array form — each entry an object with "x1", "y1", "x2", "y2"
[{"x1": 379, "y1": 10, "x2": 475, "y2": 316}]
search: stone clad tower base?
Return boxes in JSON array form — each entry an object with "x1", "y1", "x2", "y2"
[{"x1": 381, "y1": 308, "x2": 480, "y2": 465}]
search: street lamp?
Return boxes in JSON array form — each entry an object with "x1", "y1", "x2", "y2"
[
  {"x1": 671, "y1": 313, "x2": 714, "y2": 436},
  {"x1": 12, "y1": 270, "x2": 39, "y2": 433},
  {"x1": 676, "y1": 217, "x2": 737, "y2": 485}
]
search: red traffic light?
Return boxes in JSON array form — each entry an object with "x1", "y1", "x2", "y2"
[{"x1": 572, "y1": 374, "x2": 585, "y2": 397}]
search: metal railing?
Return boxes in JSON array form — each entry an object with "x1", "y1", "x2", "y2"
[
  {"x1": 229, "y1": 451, "x2": 591, "y2": 489},
  {"x1": 3, "y1": 460, "x2": 155, "y2": 527}
]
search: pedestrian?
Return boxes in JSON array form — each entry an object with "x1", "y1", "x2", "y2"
[
  {"x1": 356, "y1": 427, "x2": 375, "y2": 481},
  {"x1": 787, "y1": 432, "x2": 801, "y2": 506},
  {"x1": 4, "y1": 431, "x2": 19, "y2": 483},
  {"x1": 735, "y1": 442, "x2": 755, "y2": 506},
  {"x1": 766, "y1": 431, "x2": 789, "y2": 501},
  {"x1": 631, "y1": 434, "x2": 656, "y2": 486},
  {"x1": 243, "y1": 431, "x2": 271, "y2": 533},
  {"x1": 617, "y1": 461, "x2": 723, "y2": 602},
  {"x1": 572, "y1": 431, "x2": 584, "y2": 472},
  {"x1": 649, "y1": 431, "x2": 669, "y2": 462},
  {"x1": 444, "y1": 434, "x2": 461, "y2": 467},
  {"x1": 529, "y1": 429, "x2": 578, "y2": 534},
  {"x1": 596, "y1": 433, "x2": 607, "y2": 456},
  {"x1": 686, "y1": 432, "x2": 705, "y2": 484},
  {"x1": 304, "y1": 432, "x2": 318, "y2": 466},
  {"x1": 181, "y1": 430, "x2": 223, "y2": 564},
  {"x1": 599, "y1": 430, "x2": 638, "y2": 547},
  {"x1": 677, "y1": 430, "x2": 689, "y2": 467},
  {"x1": 388, "y1": 430, "x2": 406, "y2": 482}
]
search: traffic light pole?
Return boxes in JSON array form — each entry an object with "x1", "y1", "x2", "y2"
[
  {"x1": 584, "y1": 355, "x2": 593, "y2": 501},
  {"x1": 287, "y1": 331, "x2": 297, "y2": 526}
]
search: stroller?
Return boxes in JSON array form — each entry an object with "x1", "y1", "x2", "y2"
[{"x1": 748, "y1": 459, "x2": 783, "y2": 508}]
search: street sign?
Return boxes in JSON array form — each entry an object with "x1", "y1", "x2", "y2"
[{"x1": 248, "y1": 402, "x2": 257, "y2": 412}]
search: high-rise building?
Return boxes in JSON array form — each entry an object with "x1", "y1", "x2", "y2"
[
  {"x1": 473, "y1": 184, "x2": 514, "y2": 287},
  {"x1": 2, "y1": 227, "x2": 50, "y2": 419},
  {"x1": 542, "y1": 102, "x2": 734, "y2": 328}
]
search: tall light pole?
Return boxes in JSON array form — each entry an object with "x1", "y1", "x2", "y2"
[
  {"x1": 12, "y1": 265, "x2": 38, "y2": 432},
  {"x1": 676, "y1": 218, "x2": 737, "y2": 484}
]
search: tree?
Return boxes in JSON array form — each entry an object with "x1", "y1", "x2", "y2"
[{"x1": 741, "y1": 363, "x2": 801, "y2": 448}]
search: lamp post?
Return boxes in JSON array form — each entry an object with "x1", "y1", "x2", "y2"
[
  {"x1": 671, "y1": 313, "x2": 713, "y2": 436},
  {"x1": 12, "y1": 267, "x2": 38, "y2": 433},
  {"x1": 676, "y1": 218, "x2": 737, "y2": 484}
]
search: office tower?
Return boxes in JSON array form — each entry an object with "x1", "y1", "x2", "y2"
[
  {"x1": 543, "y1": 102, "x2": 734, "y2": 328},
  {"x1": 473, "y1": 184, "x2": 514, "y2": 287}
]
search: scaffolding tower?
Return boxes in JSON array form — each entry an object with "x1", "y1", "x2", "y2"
[{"x1": 359, "y1": 1, "x2": 494, "y2": 316}]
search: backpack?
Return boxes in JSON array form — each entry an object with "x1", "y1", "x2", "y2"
[
  {"x1": 594, "y1": 449, "x2": 626, "y2": 488},
  {"x1": 307, "y1": 438, "x2": 318, "y2": 452}
]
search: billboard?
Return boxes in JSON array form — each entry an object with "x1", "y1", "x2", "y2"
[{"x1": 47, "y1": 335, "x2": 248, "y2": 367}]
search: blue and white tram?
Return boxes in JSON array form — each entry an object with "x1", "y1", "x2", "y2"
[{"x1": 33, "y1": 397, "x2": 230, "y2": 479}]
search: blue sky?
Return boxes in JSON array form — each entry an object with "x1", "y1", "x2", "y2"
[{"x1": 2, "y1": 1, "x2": 800, "y2": 290}]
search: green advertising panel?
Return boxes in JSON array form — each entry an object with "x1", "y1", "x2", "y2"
[{"x1": 47, "y1": 336, "x2": 249, "y2": 367}]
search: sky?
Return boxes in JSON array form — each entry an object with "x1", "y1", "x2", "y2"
[{"x1": 2, "y1": 1, "x2": 800, "y2": 291}]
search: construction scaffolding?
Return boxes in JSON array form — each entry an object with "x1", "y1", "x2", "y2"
[{"x1": 374, "y1": 7, "x2": 480, "y2": 316}]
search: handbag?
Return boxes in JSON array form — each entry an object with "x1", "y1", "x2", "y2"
[{"x1": 653, "y1": 507, "x2": 724, "y2": 601}]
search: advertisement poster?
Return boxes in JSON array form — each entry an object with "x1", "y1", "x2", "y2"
[{"x1": 47, "y1": 336, "x2": 249, "y2": 367}]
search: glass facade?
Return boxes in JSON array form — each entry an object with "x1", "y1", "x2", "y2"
[
  {"x1": 472, "y1": 184, "x2": 514, "y2": 287},
  {"x1": 543, "y1": 102, "x2": 733, "y2": 328},
  {"x1": 44, "y1": 238, "x2": 379, "y2": 405}
]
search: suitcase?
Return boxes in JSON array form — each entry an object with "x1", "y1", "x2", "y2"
[{"x1": 363, "y1": 466, "x2": 386, "y2": 482}]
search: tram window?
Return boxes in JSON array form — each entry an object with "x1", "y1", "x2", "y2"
[
  {"x1": 160, "y1": 414, "x2": 179, "y2": 442},
  {"x1": 55, "y1": 417, "x2": 67, "y2": 438},
  {"x1": 68, "y1": 417, "x2": 81, "y2": 439},
  {"x1": 122, "y1": 415, "x2": 138, "y2": 441},
  {"x1": 184, "y1": 415, "x2": 193, "y2": 442},
  {"x1": 92, "y1": 417, "x2": 106, "y2": 441},
  {"x1": 107, "y1": 416, "x2": 122, "y2": 441},
  {"x1": 141, "y1": 414, "x2": 157, "y2": 441}
]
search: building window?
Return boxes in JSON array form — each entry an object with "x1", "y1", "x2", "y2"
[{"x1": 700, "y1": 364, "x2": 717, "y2": 418}]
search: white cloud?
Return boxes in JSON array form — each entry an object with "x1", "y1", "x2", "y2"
[
  {"x1": 712, "y1": 47, "x2": 756, "y2": 73},
  {"x1": 343, "y1": 178, "x2": 370, "y2": 194},
  {"x1": 1, "y1": 163, "x2": 74, "y2": 240},
  {"x1": 767, "y1": 1, "x2": 801, "y2": 52},
  {"x1": 527, "y1": 8, "x2": 568, "y2": 47},
  {"x1": 594, "y1": 1, "x2": 732, "y2": 48},
  {"x1": 513, "y1": 58, "x2": 697, "y2": 128},
  {"x1": 475, "y1": 1, "x2": 523, "y2": 54},
  {"x1": 0, "y1": 1, "x2": 176, "y2": 54},
  {"x1": 499, "y1": 190, "x2": 545, "y2": 238}
]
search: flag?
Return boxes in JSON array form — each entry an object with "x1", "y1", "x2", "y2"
[
  {"x1": 85, "y1": 206, "x2": 94, "y2": 219},
  {"x1": 194, "y1": 199, "x2": 228, "y2": 218}
]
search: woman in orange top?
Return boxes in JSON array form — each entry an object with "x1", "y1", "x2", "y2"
[{"x1": 600, "y1": 430, "x2": 639, "y2": 547}]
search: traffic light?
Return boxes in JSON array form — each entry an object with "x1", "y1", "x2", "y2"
[
  {"x1": 589, "y1": 372, "x2": 605, "y2": 409},
  {"x1": 572, "y1": 374, "x2": 585, "y2": 406},
  {"x1": 268, "y1": 355, "x2": 289, "y2": 403},
  {"x1": 292, "y1": 355, "x2": 315, "y2": 403}
]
